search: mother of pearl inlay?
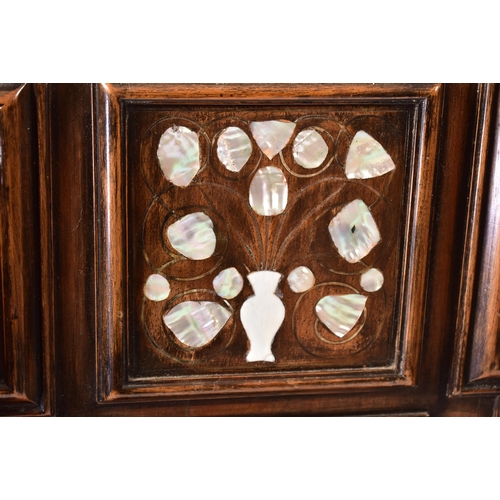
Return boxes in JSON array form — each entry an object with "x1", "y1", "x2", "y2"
[
  {"x1": 167, "y1": 212, "x2": 216, "y2": 260},
  {"x1": 345, "y1": 130, "x2": 395, "y2": 179},
  {"x1": 315, "y1": 294, "x2": 367, "y2": 338},
  {"x1": 328, "y1": 199, "x2": 381, "y2": 263},
  {"x1": 249, "y1": 120, "x2": 296, "y2": 160},
  {"x1": 249, "y1": 166, "x2": 288, "y2": 216},
  {"x1": 217, "y1": 126, "x2": 252, "y2": 172},
  {"x1": 163, "y1": 301, "x2": 231, "y2": 348},
  {"x1": 287, "y1": 266, "x2": 315, "y2": 293},
  {"x1": 292, "y1": 129, "x2": 328, "y2": 169},
  {"x1": 144, "y1": 274, "x2": 171, "y2": 301},
  {"x1": 360, "y1": 268, "x2": 384, "y2": 292},
  {"x1": 157, "y1": 125, "x2": 200, "y2": 187},
  {"x1": 213, "y1": 267, "x2": 244, "y2": 299}
]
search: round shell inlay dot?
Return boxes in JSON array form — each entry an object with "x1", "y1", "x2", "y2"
[
  {"x1": 213, "y1": 267, "x2": 244, "y2": 299},
  {"x1": 292, "y1": 129, "x2": 328, "y2": 169},
  {"x1": 144, "y1": 274, "x2": 171, "y2": 301},
  {"x1": 217, "y1": 127, "x2": 252, "y2": 172},
  {"x1": 167, "y1": 212, "x2": 216, "y2": 260},
  {"x1": 287, "y1": 266, "x2": 315, "y2": 293},
  {"x1": 360, "y1": 268, "x2": 384, "y2": 292}
]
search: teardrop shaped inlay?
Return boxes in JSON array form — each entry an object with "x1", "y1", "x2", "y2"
[
  {"x1": 345, "y1": 131, "x2": 395, "y2": 179},
  {"x1": 249, "y1": 120, "x2": 296, "y2": 160},
  {"x1": 315, "y1": 294, "x2": 367, "y2": 338},
  {"x1": 157, "y1": 125, "x2": 200, "y2": 186},
  {"x1": 217, "y1": 127, "x2": 252, "y2": 172},
  {"x1": 163, "y1": 301, "x2": 231, "y2": 348}
]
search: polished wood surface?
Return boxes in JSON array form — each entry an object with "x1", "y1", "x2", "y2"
[
  {"x1": 0, "y1": 84, "x2": 52, "y2": 415},
  {"x1": 1, "y1": 84, "x2": 499, "y2": 416}
]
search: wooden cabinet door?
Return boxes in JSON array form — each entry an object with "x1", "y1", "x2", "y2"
[{"x1": 1, "y1": 83, "x2": 499, "y2": 416}]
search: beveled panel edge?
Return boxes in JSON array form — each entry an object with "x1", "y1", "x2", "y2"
[
  {"x1": 389, "y1": 86, "x2": 444, "y2": 387},
  {"x1": 0, "y1": 84, "x2": 51, "y2": 415},
  {"x1": 106, "y1": 83, "x2": 440, "y2": 101},
  {"x1": 95, "y1": 84, "x2": 442, "y2": 403},
  {"x1": 104, "y1": 372, "x2": 413, "y2": 403},
  {"x1": 35, "y1": 84, "x2": 56, "y2": 416},
  {"x1": 449, "y1": 84, "x2": 500, "y2": 395},
  {"x1": 94, "y1": 83, "x2": 125, "y2": 402}
]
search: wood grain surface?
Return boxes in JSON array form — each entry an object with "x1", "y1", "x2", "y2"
[{"x1": 1, "y1": 84, "x2": 499, "y2": 416}]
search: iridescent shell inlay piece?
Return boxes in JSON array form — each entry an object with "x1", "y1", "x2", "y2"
[
  {"x1": 315, "y1": 294, "x2": 367, "y2": 338},
  {"x1": 360, "y1": 268, "x2": 384, "y2": 292},
  {"x1": 249, "y1": 120, "x2": 296, "y2": 160},
  {"x1": 163, "y1": 301, "x2": 231, "y2": 348},
  {"x1": 328, "y1": 199, "x2": 381, "y2": 263},
  {"x1": 249, "y1": 166, "x2": 288, "y2": 216},
  {"x1": 292, "y1": 129, "x2": 328, "y2": 169},
  {"x1": 213, "y1": 267, "x2": 244, "y2": 299},
  {"x1": 157, "y1": 125, "x2": 200, "y2": 187},
  {"x1": 287, "y1": 266, "x2": 315, "y2": 293},
  {"x1": 144, "y1": 274, "x2": 171, "y2": 301},
  {"x1": 345, "y1": 131, "x2": 395, "y2": 179},
  {"x1": 167, "y1": 212, "x2": 216, "y2": 260},
  {"x1": 217, "y1": 127, "x2": 252, "y2": 172}
]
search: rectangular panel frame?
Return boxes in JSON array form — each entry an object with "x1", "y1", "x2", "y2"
[{"x1": 94, "y1": 84, "x2": 443, "y2": 403}]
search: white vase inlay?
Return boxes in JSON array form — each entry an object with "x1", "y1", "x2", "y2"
[{"x1": 240, "y1": 271, "x2": 285, "y2": 362}]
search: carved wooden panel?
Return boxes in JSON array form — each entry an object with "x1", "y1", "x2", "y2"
[
  {"x1": 92, "y1": 84, "x2": 442, "y2": 403},
  {"x1": 450, "y1": 84, "x2": 500, "y2": 395},
  {"x1": 0, "y1": 84, "x2": 52, "y2": 415}
]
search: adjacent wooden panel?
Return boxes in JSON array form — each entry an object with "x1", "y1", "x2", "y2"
[
  {"x1": 92, "y1": 84, "x2": 442, "y2": 403},
  {"x1": 450, "y1": 84, "x2": 500, "y2": 395},
  {"x1": 0, "y1": 84, "x2": 52, "y2": 415}
]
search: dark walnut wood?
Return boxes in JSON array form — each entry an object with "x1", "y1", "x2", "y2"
[
  {"x1": 450, "y1": 84, "x2": 500, "y2": 395},
  {"x1": 2, "y1": 83, "x2": 499, "y2": 416},
  {"x1": 0, "y1": 84, "x2": 53, "y2": 415},
  {"x1": 94, "y1": 83, "x2": 441, "y2": 403}
]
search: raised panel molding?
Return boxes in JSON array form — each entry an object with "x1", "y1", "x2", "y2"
[
  {"x1": 0, "y1": 84, "x2": 52, "y2": 415},
  {"x1": 450, "y1": 84, "x2": 500, "y2": 396},
  {"x1": 93, "y1": 83, "x2": 443, "y2": 403}
]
